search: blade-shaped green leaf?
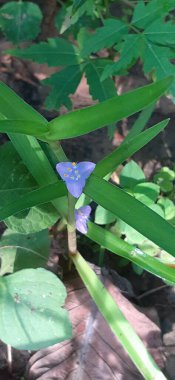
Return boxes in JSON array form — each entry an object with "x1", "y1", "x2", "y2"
[
  {"x1": 43, "y1": 65, "x2": 82, "y2": 110},
  {"x1": 72, "y1": 0, "x2": 88, "y2": 14},
  {"x1": 0, "y1": 181, "x2": 66, "y2": 221},
  {"x1": 0, "y1": 141, "x2": 60, "y2": 233},
  {"x1": 0, "y1": 268, "x2": 72, "y2": 350},
  {"x1": 82, "y1": 19, "x2": 128, "y2": 57},
  {"x1": 7, "y1": 37, "x2": 80, "y2": 66},
  {"x1": 72, "y1": 252, "x2": 167, "y2": 380},
  {"x1": 8, "y1": 134, "x2": 68, "y2": 218},
  {"x1": 0, "y1": 80, "x2": 46, "y2": 122},
  {"x1": 95, "y1": 119, "x2": 169, "y2": 177},
  {"x1": 0, "y1": 120, "x2": 48, "y2": 138},
  {"x1": 123, "y1": 103, "x2": 155, "y2": 143},
  {"x1": 47, "y1": 77, "x2": 172, "y2": 140},
  {"x1": 87, "y1": 222, "x2": 175, "y2": 284},
  {"x1": 84, "y1": 175, "x2": 175, "y2": 257}
]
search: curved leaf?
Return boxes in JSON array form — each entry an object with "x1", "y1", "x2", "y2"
[
  {"x1": 47, "y1": 77, "x2": 172, "y2": 140},
  {"x1": 85, "y1": 175, "x2": 175, "y2": 257},
  {"x1": 87, "y1": 222, "x2": 175, "y2": 284}
]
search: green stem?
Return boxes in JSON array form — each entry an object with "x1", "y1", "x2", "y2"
[
  {"x1": 49, "y1": 141, "x2": 68, "y2": 162},
  {"x1": 104, "y1": 0, "x2": 110, "y2": 17},
  {"x1": 67, "y1": 193, "x2": 77, "y2": 256},
  {"x1": 48, "y1": 140, "x2": 77, "y2": 255}
]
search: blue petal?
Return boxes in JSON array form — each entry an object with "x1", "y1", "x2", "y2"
[
  {"x1": 79, "y1": 205, "x2": 91, "y2": 218},
  {"x1": 75, "y1": 206, "x2": 92, "y2": 234},
  {"x1": 56, "y1": 162, "x2": 73, "y2": 179},
  {"x1": 76, "y1": 218, "x2": 88, "y2": 234},
  {"x1": 77, "y1": 162, "x2": 96, "y2": 179},
  {"x1": 66, "y1": 180, "x2": 85, "y2": 198}
]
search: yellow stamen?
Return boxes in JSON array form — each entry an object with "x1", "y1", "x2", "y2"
[
  {"x1": 67, "y1": 167, "x2": 71, "y2": 171},
  {"x1": 72, "y1": 162, "x2": 77, "y2": 166}
]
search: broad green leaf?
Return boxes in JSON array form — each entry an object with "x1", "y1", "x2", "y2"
[
  {"x1": 72, "y1": 252, "x2": 168, "y2": 380},
  {"x1": 0, "y1": 229, "x2": 50, "y2": 275},
  {"x1": 158, "y1": 198, "x2": 175, "y2": 221},
  {"x1": 0, "y1": 268, "x2": 72, "y2": 350},
  {"x1": 101, "y1": 34, "x2": 142, "y2": 81},
  {"x1": 8, "y1": 37, "x2": 80, "y2": 67},
  {"x1": 134, "y1": 182, "x2": 160, "y2": 205},
  {"x1": 0, "y1": 181, "x2": 66, "y2": 223},
  {"x1": 0, "y1": 81, "x2": 46, "y2": 122},
  {"x1": 87, "y1": 222, "x2": 175, "y2": 283},
  {"x1": 47, "y1": 77, "x2": 173, "y2": 140},
  {"x1": 84, "y1": 175, "x2": 175, "y2": 257},
  {"x1": 95, "y1": 119, "x2": 169, "y2": 177},
  {"x1": 131, "y1": 0, "x2": 173, "y2": 29},
  {"x1": 142, "y1": 40, "x2": 175, "y2": 95},
  {"x1": 154, "y1": 167, "x2": 174, "y2": 192},
  {"x1": 120, "y1": 161, "x2": 145, "y2": 190},
  {"x1": 84, "y1": 59, "x2": 116, "y2": 102},
  {"x1": 82, "y1": 19, "x2": 128, "y2": 57},
  {"x1": 0, "y1": 1, "x2": 42, "y2": 44},
  {"x1": 95, "y1": 205, "x2": 116, "y2": 225},
  {"x1": 0, "y1": 141, "x2": 60, "y2": 233},
  {"x1": 145, "y1": 20, "x2": 175, "y2": 46},
  {"x1": 43, "y1": 65, "x2": 82, "y2": 110}
]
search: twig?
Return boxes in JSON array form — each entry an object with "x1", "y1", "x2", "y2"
[{"x1": 137, "y1": 284, "x2": 168, "y2": 301}]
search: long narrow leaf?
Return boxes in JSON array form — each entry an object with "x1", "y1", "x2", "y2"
[
  {"x1": 72, "y1": 252, "x2": 167, "y2": 380},
  {"x1": 124, "y1": 102, "x2": 155, "y2": 143},
  {"x1": 85, "y1": 175, "x2": 175, "y2": 257},
  {"x1": 47, "y1": 76, "x2": 173, "y2": 140},
  {"x1": 9, "y1": 134, "x2": 68, "y2": 217},
  {"x1": 95, "y1": 119, "x2": 169, "y2": 177},
  {"x1": 0, "y1": 182, "x2": 66, "y2": 221},
  {"x1": 87, "y1": 222, "x2": 175, "y2": 284},
  {"x1": 0, "y1": 81, "x2": 46, "y2": 122},
  {"x1": 0, "y1": 120, "x2": 48, "y2": 138}
]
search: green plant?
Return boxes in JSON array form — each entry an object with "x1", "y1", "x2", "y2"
[
  {"x1": 1, "y1": 0, "x2": 175, "y2": 113},
  {"x1": 0, "y1": 76, "x2": 174, "y2": 379}
]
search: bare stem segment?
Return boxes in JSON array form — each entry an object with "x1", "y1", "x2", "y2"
[{"x1": 67, "y1": 193, "x2": 77, "y2": 255}]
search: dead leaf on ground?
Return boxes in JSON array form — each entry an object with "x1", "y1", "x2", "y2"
[{"x1": 26, "y1": 268, "x2": 164, "y2": 380}]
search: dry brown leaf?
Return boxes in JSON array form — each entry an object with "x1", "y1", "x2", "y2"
[{"x1": 26, "y1": 269, "x2": 164, "y2": 380}]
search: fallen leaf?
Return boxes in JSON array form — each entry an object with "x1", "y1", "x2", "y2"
[{"x1": 26, "y1": 268, "x2": 164, "y2": 380}]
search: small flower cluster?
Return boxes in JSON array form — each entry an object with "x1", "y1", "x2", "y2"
[
  {"x1": 56, "y1": 161, "x2": 95, "y2": 234},
  {"x1": 56, "y1": 161, "x2": 95, "y2": 198}
]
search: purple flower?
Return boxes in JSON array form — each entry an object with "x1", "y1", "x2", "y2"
[
  {"x1": 56, "y1": 161, "x2": 95, "y2": 198},
  {"x1": 75, "y1": 206, "x2": 91, "y2": 234}
]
